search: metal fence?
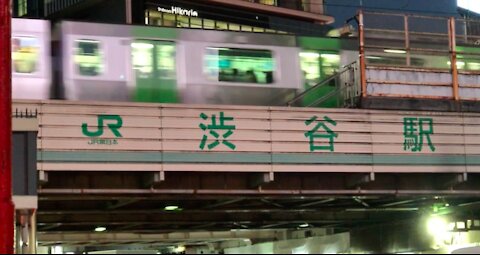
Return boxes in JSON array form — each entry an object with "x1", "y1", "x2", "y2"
[
  {"x1": 358, "y1": 11, "x2": 480, "y2": 101},
  {"x1": 360, "y1": 11, "x2": 480, "y2": 71}
]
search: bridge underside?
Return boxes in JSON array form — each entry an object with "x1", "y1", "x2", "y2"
[{"x1": 38, "y1": 171, "x2": 480, "y2": 248}]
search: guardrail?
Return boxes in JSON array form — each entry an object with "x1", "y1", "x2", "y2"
[{"x1": 358, "y1": 11, "x2": 480, "y2": 101}]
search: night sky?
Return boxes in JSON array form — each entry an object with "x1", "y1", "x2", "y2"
[{"x1": 325, "y1": 0, "x2": 459, "y2": 27}]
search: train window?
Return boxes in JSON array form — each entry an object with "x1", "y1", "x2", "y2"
[
  {"x1": 156, "y1": 42, "x2": 176, "y2": 79},
  {"x1": 204, "y1": 47, "x2": 275, "y2": 84},
  {"x1": 12, "y1": 36, "x2": 40, "y2": 74},
  {"x1": 320, "y1": 53, "x2": 340, "y2": 77},
  {"x1": 132, "y1": 40, "x2": 176, "y2": 79},
  {"x1": 300, "y1": 52, "x2": 340, "y2": 87},
  {"x1": 75, "y1": 39, "x2": 104, "y2": 76},
  {"x1": 132, "y1": 42, "x2": 154, "y2": 78},
  {"x1": 300, "y1": 52, "x2": 321, "y2": 86}
]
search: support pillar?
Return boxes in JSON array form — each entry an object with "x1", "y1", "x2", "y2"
[
  {"x1": 28, "y1": 210, "x2": 36, "y2": 254},
  {"x1": 358, "y1": 10, "x2": 367, "y2": 99},
  {"x1": 0, "y1": 0, "x2": 14, "y2": 252}
]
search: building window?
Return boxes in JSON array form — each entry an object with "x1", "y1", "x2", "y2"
[
  {"x1": 145, "y1": 7, "x2": 286, "y2": 34},
  {"x1": 258, "y1": 0, "x2": 277, "y2": 6},
  {"x1": 74, "y1": 39, "x2": 104, "y2": 76},
  {"x1": 204, "y1": 47, "x2": 275, "y2": 84},
  {"x1": 12, "y1": 36, "x2": 40, "y2": 74}
]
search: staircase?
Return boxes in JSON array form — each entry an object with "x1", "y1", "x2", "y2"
[{"x1": 287, "y1": 61, "x2": 361, "y2": 108}]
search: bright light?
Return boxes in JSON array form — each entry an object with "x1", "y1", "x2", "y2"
[
  {"x1": 469, "y1": 62, "x2": 480, "y2": 70},
  {"x1": 300, "y1": 52, "x2": 320, "y2": 58},
  {"x1": 458, "y1": 0, "x2": 480, "y2": 14},
  {"x1": 174, "y1": 246, "x2": 186, "y2": 253},
  {"x1": 292, "y1": 245, "x2": 309, "y2": 254},
  {"x1": 131, "y1": 43, "x2": 154, "y2": 50},
  {"x1": 52, "y1": 246, "x2": 63, "y2": 254},
  {"x1": 164, "y1": 205, "x2": 179, "y2": 211},
  {"x1": 447, "y1": 61, "x2": 466, "y2": 69},
  {"x1": 427, "y1": 216, "x2": 450, "y2": 250},
  {"x1": 94, "y1": 226, "x2": 107, "y2": 232},
  {"x1": 384, "y1": 49, "x2": 406, "y2": 54},
  {"x1": 299, "y1": 223, "x2": 309, "y2": 228},
  {"x1": 427, "y1": 217, "x2": 447, "y2": 236},
  {"x1": 321, "y1": 54, "x2": 340, "y2": 63}
]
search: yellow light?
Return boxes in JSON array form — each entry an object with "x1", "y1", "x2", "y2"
[
  {"x1": 468, "y1": 62, "x2": 480, "y2": 70},
  {"x1": 174, "y1": 246, "x2": 186, "y2": 253},
  {"x1": 427, "y1": 216, "x2": 447, "y2": 236},
  {"x1": 447, "y1": 61, "x2": 466, "y2": 69},
  {"x1": 320, "y1": 54, "x2": 340, "y2": 62},
  {"x1": 300, "y1": 52, "x2": 320, "y2": 58},
  {"x1": 94, "y1": 226, "x2": 107, "y2": 232},
  {"x1": 131, "y1": 43, "x2": 154, "y2": 50},
  {"x1": 164, "y1": 205, "x2": 179, "y2": 211},
  {"x1": 299, "y1": 223, "x2": 309, "y2": 228},
  {"x1": 384, "y1": 49, "x2": 406, "y2": 54}
]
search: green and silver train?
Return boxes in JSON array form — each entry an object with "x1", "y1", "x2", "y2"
[
  {"x1": 18, "y1": 18, "x2": 480, "y2": 107},
  {"x1": 13, "y1": 18, "x2": 357, "y2": 107}
]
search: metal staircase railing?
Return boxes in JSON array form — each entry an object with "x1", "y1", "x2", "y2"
[{"x1": 286, "y1": 60, "x2": 361, "y2": 108}]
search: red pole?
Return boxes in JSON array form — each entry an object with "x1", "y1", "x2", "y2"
[{"x1": 0, "y1": 0, "x2": 14, "y2": 253}]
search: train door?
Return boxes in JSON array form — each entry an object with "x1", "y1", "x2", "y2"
[
  {"x1": 299, "y1": 51, "x2": 340, "y2": 107},
  {"x1": 131, "y1": 40, "x2": 178, "y2": 103}
]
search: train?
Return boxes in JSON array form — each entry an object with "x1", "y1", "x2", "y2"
[
  {"x1": 12, "y1": 18, "x2": 480, "y2": 107},
  {"x1": 12, "y1": 18, "x2": 359, "y2": 107}
]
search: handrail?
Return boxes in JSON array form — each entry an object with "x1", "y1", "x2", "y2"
[
  {"x1": 286, "y1": 61, "x2": 358, "y2": 107},
  {"x1": 304, "y1": 78, "x2": 358, "y2": 108}
]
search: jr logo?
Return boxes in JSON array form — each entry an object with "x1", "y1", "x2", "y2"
[{"x1": 82, "y1": 115, "x2": 123, "y2": 138}]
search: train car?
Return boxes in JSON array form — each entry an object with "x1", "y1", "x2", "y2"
[
  {"x1": 56, "y1": 21, "x2": 303, "y2": 106},
  {"x1": 12, "y1": 18, "x2": 51, "y2": 100},
  {"x1": 12, "y1": 18, "x2": 480, "y2": 107}
]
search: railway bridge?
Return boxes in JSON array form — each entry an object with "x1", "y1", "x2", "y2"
[{"x1": 12, "y1": 99, "x2": 480, "y2": 253}]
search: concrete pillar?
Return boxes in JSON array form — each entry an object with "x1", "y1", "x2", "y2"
[{"x1": 28, "y1": 210, "x2": 37, "y2": 254}]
